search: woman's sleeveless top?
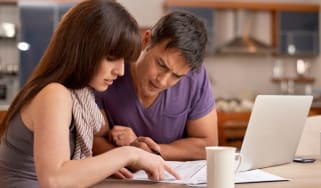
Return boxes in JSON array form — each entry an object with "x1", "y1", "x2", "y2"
[{"x1": 0, "y1": 114, "x2": 76, "y2": 187}]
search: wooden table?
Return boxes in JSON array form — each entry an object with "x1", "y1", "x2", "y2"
[{"x1": 93, "y1": 160, "x2": 321, "y2": 188}]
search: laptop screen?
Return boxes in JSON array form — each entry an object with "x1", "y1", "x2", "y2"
[{"x1": 239, "y1": 95, "x2": 313, "y2": 171}]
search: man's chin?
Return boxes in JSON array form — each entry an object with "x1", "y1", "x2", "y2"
[{"x1": 145, "y1": 90, "x2": 161, "y2": 98}]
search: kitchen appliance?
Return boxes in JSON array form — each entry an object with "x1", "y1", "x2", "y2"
[
  {"x1": 0, "y1": 73, "x2": 18, "y2": 105},
  {"x1": 216, "y1": 9, "x2": 275, "y2": 55}
]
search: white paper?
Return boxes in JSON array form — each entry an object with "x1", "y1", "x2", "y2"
[
  {"x1": 133, "y1": 160, "x2": 207, "y2": 185},
  {"x1": 235, "y1": 169, "x2": 289, "y2": 184},
  {"x1": 132, "y1": 160, "x2": 289, "y2": 186}
]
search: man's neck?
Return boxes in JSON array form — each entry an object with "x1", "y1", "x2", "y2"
[{"x1": 129, "y1": 64, "x2": 159, "y2": 109}]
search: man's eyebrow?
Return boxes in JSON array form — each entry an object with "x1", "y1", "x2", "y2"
[
  {"x1": 173, "y1": 72, "x2": 186, "y2": 78},
  {"x1": 159, "y1": 57, "x2": 187, "y2": 77},
  {"x1": 158, "y1": 58, "x2": 169, "y2": 70}
]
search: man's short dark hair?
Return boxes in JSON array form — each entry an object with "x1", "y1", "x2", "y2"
[{"x1": 151, "y1": 11, "x2": 208, "y2": 70}]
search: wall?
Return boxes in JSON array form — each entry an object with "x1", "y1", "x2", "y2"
[
  {"x1": 0, "y1": 3, "x2": 19, "y2": 66},
  {"x1": 117, "y1": 0, "x2": 164, "y2": 28},
  {"x1": 0, "y1": 3, "x2": 20, "y2": 105},
  {"x1": 118, "y1": 0, "x2": 321, "y2": 99}
]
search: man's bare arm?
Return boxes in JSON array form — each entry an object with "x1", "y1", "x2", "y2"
[
  {"x1": 93, "y1": 110, "x2": 116, "y2": 155},
  {"x1": 93, "y1": 108, "x2": 218, "y2": 161},
  {"x1": 159, "y1": 108, "x2": 218, "y2": 161}
]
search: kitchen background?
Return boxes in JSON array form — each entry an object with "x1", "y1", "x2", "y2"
[
  {"x1": 0, "y1": 0, "x2": 321, "y2": 111},
  {"x1": 118, "y1": 0, "x2": 321, "y2": 111}
]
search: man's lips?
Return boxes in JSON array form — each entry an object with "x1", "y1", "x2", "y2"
[{"x1": 149, "y1": 80, "x2": 162, "y2": 90}]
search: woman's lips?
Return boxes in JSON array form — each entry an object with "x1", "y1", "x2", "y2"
[{"x1": 104, "y1": 79, "x2": 114, "y2": 85}]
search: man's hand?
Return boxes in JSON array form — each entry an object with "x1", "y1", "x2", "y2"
[
  {"x1": 109, "y1": 125, "x2": 137, "y2": 146},
  {"x1": 130, "y1": 137, "x2": 161, "y2": 156}
]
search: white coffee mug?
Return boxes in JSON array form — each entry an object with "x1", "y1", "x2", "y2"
[{"x1": 206, "y1": 146, "x2": 241, "y2": 188}]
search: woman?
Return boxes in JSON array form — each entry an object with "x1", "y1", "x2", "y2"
[{"x1": 0, "y1": 0, "x2": 178, "y2": 187}]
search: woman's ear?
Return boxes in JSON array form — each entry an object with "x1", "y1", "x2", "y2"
[{"x1": 141, "y1": 29, "x2": 151, "y2": 50}]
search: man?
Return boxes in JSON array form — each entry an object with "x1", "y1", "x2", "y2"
[{"x1": 94, "y1": 11, "x2": 218, "y2": 161}]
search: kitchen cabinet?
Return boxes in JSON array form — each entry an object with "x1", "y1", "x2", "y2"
[
  {"x1": 0, "y1": 110, "x2": 6, "y2": 122},
  {"x1": 164, "y1": 1, "x2": 320, "y2": 12},
  {"x1": 19, "y1": 3, "x2": 54, "y2": 86},
  {"x1": 218, "y1": 111, "x2": 250, "y2": 148},
  {"x1": 19, "y1": 2, "x2": 73, "y2": 86},
  {"x1": 278, "y1": 11, "x2": 319, "y2": 56},
  {"x1": 163, "y1": 0, "x2": 320, "y2": 56}
]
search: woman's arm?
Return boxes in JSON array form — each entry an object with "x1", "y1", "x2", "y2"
[{"x1": 22, "y1": 83, "x2": 178, "y2": 187}]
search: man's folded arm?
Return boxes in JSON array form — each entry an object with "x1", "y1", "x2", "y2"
[
  {"x1": 93, "y1": 110, "x2": 115, "y2": 155},
  {"x1": 159, "y1": 108, "x2": 218, "y2": 161}
]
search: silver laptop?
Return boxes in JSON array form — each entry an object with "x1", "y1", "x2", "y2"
[{"x1": 239, "y1": 95, "x2": 313, "y2": 171}]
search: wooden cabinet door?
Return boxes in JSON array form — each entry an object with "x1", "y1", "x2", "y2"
[
  {"x1": 0, "y1": 111, "x2": 7, "y2": 123},
  {"x1": 278, "y1": 11, "x2": 319, "y2": 56}
]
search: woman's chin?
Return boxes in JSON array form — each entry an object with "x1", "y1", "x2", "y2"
[{"x1": 94, "y1": 85, "x2": 109, "y2": 92}]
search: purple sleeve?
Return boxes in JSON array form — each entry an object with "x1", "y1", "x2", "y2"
[{"x1": 188, "y1": 66, "x2": 215, "y2": 120}]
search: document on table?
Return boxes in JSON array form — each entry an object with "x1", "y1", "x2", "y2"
[{"x1": 132, "y1": 160, "x2": 289, "y2": 186}]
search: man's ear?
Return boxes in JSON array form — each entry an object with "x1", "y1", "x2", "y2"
[{"x1": 141, "y1": 29, "x2": 152, "y2": 50}]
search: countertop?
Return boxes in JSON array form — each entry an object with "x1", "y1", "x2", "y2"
[{"x1": 0, "y1": 104, "x2": 9, "y2": 111}]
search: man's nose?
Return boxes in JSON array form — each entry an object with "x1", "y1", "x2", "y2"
[{"x1": 156, "y1": 72, "x2": 171, "y2": 87}]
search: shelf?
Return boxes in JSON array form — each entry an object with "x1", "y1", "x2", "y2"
[
  {"x1": 0, "y1": 0, "x2": 79, "y2": 3},
  {"x1": 164, "y1": 0, "x2": 320, "y2": 12},
  {"x1": 271, "y1": 76, "x2": 315, "y2": 84}
]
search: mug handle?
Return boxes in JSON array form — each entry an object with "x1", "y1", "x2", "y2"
[{"x1": 234, "y1": 153, "x2": 242, "y2": 173}]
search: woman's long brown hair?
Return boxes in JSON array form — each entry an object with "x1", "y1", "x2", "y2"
[{"x1": 0, "y1": 0, "x2": 141, "y2": 137}]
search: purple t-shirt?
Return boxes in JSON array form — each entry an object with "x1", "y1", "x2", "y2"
[{"x1": 94, "y1": 64, "x2": 215, "y2": 144}]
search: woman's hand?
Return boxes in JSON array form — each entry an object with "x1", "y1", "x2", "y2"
[
  {"x1": 112, "y1": 167, "x2": 133, "y2": 179},
  {"x1": 128, "y1": 147, "x2": 180, "y2": 181}
]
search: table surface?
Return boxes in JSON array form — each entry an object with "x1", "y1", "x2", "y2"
[{"x1": 93, "y1": 159, "x2": 321, "y2": 188}]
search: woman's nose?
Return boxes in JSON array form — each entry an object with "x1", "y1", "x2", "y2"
[{"x1": 114, "y1": 59, "x2": 124, "y2": 76}]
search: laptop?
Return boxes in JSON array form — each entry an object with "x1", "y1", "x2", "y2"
[{"x1": 239, "y1": 95, "x2": 313, "y2": 171}]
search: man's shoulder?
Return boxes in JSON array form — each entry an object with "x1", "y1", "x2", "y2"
[
  {"x1": 186, "y1": 64, "x2": 207, "y2": 79},
  {"x1": 165, "y1": 65, "x2": 210, "y2": 103},
  {"x1": 177, "y1": 65, "x2": 208, "y2": 87}
]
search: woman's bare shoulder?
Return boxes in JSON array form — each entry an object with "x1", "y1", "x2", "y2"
[
  {"x1": 38, "y1": 82, "x2": 71, "y2": 101},
  {"x1": 22, "y1": 83, "x2": 73, "y2": 131},
  {"x1": 30, "y1": 82, "x2": 73, "y2": 114},
  {"x1": 42, "y1": 82, "x2": 70, "y2": 94}
]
